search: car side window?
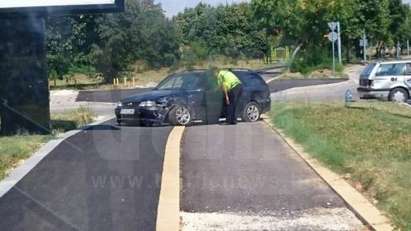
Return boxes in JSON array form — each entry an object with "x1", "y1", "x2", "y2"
[
  {"x1": 376, "y1": 64, "x2": 405, "y2": 76},
  {"x1": 181, "y1": 73, "x2": 202, "y2": 90},
  {"x1": 235, "y1": 72, "x2": 264, "y2": 87}
]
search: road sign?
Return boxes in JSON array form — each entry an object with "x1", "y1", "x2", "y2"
[
  {"x1": 327, "y1": 32, "x2": 338, "y2": 42},
  {"x1": 328, "y1": 22, "x2": 338, "y2": 31},
  {"x1": 0, "y1": 0, "x2": 124, "y2": 14},
  {"x1": 359, "y1": 39, "x2": 368, "y2": 47}
]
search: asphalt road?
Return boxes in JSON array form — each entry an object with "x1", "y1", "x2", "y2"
[
  {"x1": 76, "y1": 88, "x2": 150, "y2": 103},
  {"x1": 181, "y1": 123, "x2": 363, "y2": 230},
  {"x1": 0, "y1": 120, "x2": 172, "y2": 231},
  {"x1": 268, "y1": 79, "x2": 348, "y2": 93}
]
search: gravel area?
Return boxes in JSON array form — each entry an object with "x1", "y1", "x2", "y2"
[{"x1": 182, "y1": 208, "x2": 364, "y2": 231}]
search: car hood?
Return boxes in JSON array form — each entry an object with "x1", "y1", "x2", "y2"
[{"x1": 121, "y1": 89, "x2": 181, "y2": 103}]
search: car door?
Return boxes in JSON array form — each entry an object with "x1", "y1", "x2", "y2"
[
  {"x1": 182, "y1": 73, "x2": 207, "y2": 121},
  {"x1": 204, "y1": 71, "x2": 224, "y2": 124},
  {"x1": 374, "y1": 63, "x2": 404, "y2": 90},
  {"x1": 234, "y1": 71, "x2": 269, "y2": 112},
  {"x1": 404, "y1": 63, "x2": 411, "y2": 89}
]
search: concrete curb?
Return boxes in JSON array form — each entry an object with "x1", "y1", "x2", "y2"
[
  {"x1": 0, "y1": 116, "x2": 115, "y2": 198},
  {"x1": 156, "y1": 126, "x2": 185, "y2": 231},
  {"x1": 262, "y1": 117, "x2": 394, "y2": 231},
  {"x1": 400, "y1": 102, "x2": 411, "y2": 108}
]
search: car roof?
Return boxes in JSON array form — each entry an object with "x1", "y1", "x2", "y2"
[
  {"x1": 375, "y1": 60, "x2": 411, "y2": 65},
  {"x1": 174, "y1": 68, "x2": 256, "y2": 75}
]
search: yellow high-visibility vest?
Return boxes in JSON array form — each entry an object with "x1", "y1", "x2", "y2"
[{"x1": 217, "y1": 70, "x2": 241, "y2": 91}]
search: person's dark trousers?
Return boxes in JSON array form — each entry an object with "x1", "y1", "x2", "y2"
[{"x1": 227, "y1": 84, "x2": 243, "y2": 124}]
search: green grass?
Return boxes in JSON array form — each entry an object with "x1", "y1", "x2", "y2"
[
  {"x1": 270, "y1": 102, "x2": 411, "y2": 230},
  {"x1": 51, "y1": 106, "x2": 95, "y2": 133},
  {"x1": 0, "y1": 107, "x2": 95, "y2": 180},
  {"x1": 0, "y1": 135, "x2": 50, "y2": 179}
]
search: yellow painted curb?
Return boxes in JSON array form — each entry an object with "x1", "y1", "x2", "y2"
[
  {"x1": 262, "y1": 118, "x2": 394, "y2": 231},
  {"x1": 156, "y1": 126, "x2": 185, "y2": 231}
]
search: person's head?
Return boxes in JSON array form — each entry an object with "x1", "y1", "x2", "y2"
[{"x1": 208, "y1": 65, "x2": 219, "y2": 79}]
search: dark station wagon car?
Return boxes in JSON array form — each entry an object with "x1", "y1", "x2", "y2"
[{"x1": 115, "y1": 69, "x2": 271, "y2": 126}]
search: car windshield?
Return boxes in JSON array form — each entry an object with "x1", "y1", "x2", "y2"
[{"x1": 156, "y1": 73, "x2": 203, "y2": 90}]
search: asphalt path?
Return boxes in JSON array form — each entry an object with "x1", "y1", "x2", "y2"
[
  {"x1": 268, "y1": 79, "x2": 348, "y2": 93},
  {"x1": 76, "y1": 88, "x2": 150, "y2": 103},
  {"x1": 181, "y1": 123, "x2": 363, "y2": 230},
  {"x1": 0, "y1": 120, "x2": 172, "y2": 231}
]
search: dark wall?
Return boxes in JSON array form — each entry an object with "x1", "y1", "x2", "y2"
[{"x1": 0, "y1": 15, "x2": 50, "y2": 135}]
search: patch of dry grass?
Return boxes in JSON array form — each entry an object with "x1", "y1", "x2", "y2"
[
  {"x1": 0, "y1": 107, "x2": 95, "y2": 180},
  {"x1": 279, "y1": 69, "x2": 349, "y2": 80},
  {"x1": 270, "y1": 102, "x2": 411, "y2": 230}
]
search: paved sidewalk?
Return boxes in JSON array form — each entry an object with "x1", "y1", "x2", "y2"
[
  {"x1": 181, "y1": 122, "x2": 364, "y2": 231},
  {"x1": 0, "y1": 120, "x2": 172, "y2": 231}
]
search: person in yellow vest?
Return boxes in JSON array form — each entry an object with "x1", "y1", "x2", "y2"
[{"x1": 217, "y1": 69, "x2": 243, "y2": 125}]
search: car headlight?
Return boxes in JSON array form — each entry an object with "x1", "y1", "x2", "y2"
[
  {"x1": 117, "y1": 102, "x2": 123, "y2": 107},
  {"x1": 139, "y1": 100, "x2": 156, "y2": 107}
]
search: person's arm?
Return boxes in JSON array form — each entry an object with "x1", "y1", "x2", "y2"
[
  {"x1": 223, "y1": 87, "x2": 230, "y2": 105},
  {"x1": 218, "y1": 72, "x2": 230, "y2": 105}
]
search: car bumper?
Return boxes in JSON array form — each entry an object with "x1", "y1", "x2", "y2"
[
  {"x1": 115, "y1": 107, "x2": 169, "y2": 124},
  {"x1": 260, "y1": 99, "x2": 271, "y2": 113},
  {"x1": 357, "y1": 87, "x2": 390, "y2": 100}
]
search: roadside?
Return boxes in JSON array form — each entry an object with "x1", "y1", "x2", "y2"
[
  {"x1": 270, "y1": 102, "x2": 411, "y2": 230},
  {"x1": 181, "y1": 123, "x2": 364, "y2": 230},
  {"x1": 50, "y1": 90, "x2": 117, "y2": 119},
  {"x1": 0, "y1": 108, "x2": 95, "y2": 180},
  {"x1": 270, "y1": 64, "x2": 363, "y2": 102}
]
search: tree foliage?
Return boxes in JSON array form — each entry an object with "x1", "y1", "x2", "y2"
[{"x1": 46, "y1": 0, "x2": 411, "y2": 80}]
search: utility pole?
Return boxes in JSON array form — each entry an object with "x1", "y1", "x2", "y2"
[
  {"x1": 337, "y1": 22, "x2": 342, "y2": 64},
  {"x1": 408, "y1": 40, "x2": 410, "y2": 56},
  {"x1": 332, "y1": 36, "x2": 336, "y2": 75},
  {"x1": 397, "y1": 41, "x2": 401, "y2": 59},
  {"x1": 362, "y1": 31, "x2": 367, "y2": 62}
]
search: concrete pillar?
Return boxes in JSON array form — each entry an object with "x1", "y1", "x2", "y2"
[{"x1": 0, "y1": 14, "x2": 50, "y2": 135}]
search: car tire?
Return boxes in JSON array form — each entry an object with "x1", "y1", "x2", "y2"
[
  {"x1": 168, "y1": 105, "x2": 192, "y2": 126},
  {"x1": 242, "y1": 102, "x2": 261, "y2": 122},
  {"x1": 389, "y1": 88, "x2": 409, "y2": 103}
]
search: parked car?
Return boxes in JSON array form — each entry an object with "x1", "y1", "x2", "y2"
[
  {"x1": 115, "y1": 69, "x2": 271, "y2": 126},
  {"x1": 358, "y1": 60, "x2": 411, "y2": 102}
]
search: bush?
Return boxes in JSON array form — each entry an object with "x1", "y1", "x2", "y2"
[{"x1": 290, "y1": 46, "x2": 338, "y2": 75}]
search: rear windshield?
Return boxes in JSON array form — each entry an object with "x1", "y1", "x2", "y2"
[{"x1": 360, "y1": 63, "x2": 376, "y2": 79}]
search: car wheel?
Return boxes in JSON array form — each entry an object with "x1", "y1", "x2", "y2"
[
  {"x1": 389, "y1": 88, "x2": 409, "y2": 103},
  {"x1": 169, "y1": 105, "x2": 192, "y2": 126},
  {"x1": 242, "y1": 102, "x2": 261, "y2": 122}
]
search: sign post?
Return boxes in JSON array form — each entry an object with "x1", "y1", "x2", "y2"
[
  {"x1": 337, "y1": 22, "x2": 342, "y2": 64},
  {"x1": 360, "y1": 31, "x2": 368, "y2": 62},
  {"x1": 328, "y1": 22, "x2": 338, "y2": 76},
  {"x1": 0, "y1": 0, "x2": 124, "y2": 135}
]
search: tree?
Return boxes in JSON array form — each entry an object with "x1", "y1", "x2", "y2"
[
  {"x1": 175, "y1": 3, "x2": 265, "y2": 61},
  {"x1": 90, "y1": 0, "x2": 180, "y2": 82}
]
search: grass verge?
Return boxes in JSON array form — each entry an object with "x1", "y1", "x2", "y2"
[
  {"x1": 270, "y1": 102, "x2": 411, "y2": 230},
  {"x1": 0, "y1": 107, "x2": 95, "y2": 180}
]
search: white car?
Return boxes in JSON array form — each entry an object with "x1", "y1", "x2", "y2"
[{"x1": 357, "y1": 60, "x2": 411, "y2": 102}]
